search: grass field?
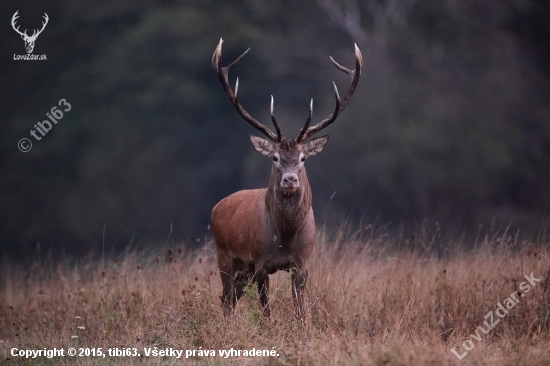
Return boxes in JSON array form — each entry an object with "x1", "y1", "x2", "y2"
[{"x1": 1, "y1": 223, "x2": 550, "y2": 365}]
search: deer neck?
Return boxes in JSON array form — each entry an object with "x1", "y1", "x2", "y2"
[{"x1": 265, "y1": 167, "x2": 312, "y2": 240}]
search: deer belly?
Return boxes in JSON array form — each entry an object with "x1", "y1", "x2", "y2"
[{"x1": 227, "y1": 248, "x2": 254, "y2": 263}]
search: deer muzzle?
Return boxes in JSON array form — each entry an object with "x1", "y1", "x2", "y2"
[{"x1": 281, "y1": 173, "x2": 299, "y2": 190}]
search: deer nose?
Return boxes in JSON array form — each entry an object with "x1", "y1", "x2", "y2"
[{"x1": 281, "y1": 174, "x2": 299, "y2": 188}]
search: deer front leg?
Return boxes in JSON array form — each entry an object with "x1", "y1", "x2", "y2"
[
  {"x1": 254, "y1": 270, "x2": 270, "y2": 317},
  {"x1": 219, "y1": 265, "x2": 235, "y2": 316},
  {"x1": 291, "y1": 267, "x2": 307, "y2": 321}
]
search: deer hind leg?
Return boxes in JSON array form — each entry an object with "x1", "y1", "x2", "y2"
[
  {"x1": 219, "y1": 256, "x2": 245, "y2": 316},
  {"x1": 291, "y1": 267, "x2": 307, "y2": 321},
  {"x1": 253, "y1": 270, "x2": 270, "y2": 317}
]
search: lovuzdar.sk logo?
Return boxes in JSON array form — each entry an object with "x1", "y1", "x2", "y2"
[{"x1": 12, "y1": 10, "x2": 48, "y2": 60}]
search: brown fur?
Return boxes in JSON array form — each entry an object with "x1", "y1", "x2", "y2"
[{"x1": 211, "y1": 141, "x2": 318, "y2": 319}]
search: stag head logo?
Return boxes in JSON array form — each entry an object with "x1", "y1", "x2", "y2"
[{"x1": 11, "y1": 11, "x2": 49, "y2": 54}]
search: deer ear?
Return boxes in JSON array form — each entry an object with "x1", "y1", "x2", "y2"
[
  {"x1": 304, "y1": 135, "x2": 329, "y2": 156},
  {"x1": 250, "y1": 135, "x2": 275, "y2": 156}
]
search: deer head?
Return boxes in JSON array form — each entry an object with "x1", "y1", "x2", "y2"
[
  {"x1": 212, "y1": 38, "x2": 362, "y2": 196},
  {"x1": 12, "y1": 11, "x2": 49, "y2": 54},
  {"x1": 250, "y1": 132, "x2": 329, "y2": 197}
]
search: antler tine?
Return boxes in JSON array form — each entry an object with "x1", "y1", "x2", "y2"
[
  {"x1": 270, "y1": 96, "x2": 282, "y2": 142},
  {"x1": 296, "y1": 98, "x2": 314, "y2": 142},
  {"x1": 296, "y1": 43, "x2": 362, "y2": 142},
  {"x1": 213, "y1": 38, "x2": 280, "y2": 142},
  {"x1": 11, "y1": 11, "x2": 19, "y2": 26}
]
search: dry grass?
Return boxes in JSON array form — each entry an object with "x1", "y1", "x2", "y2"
[{"x1": 1, "y1": 223, "x2": 550, "y2": 365}]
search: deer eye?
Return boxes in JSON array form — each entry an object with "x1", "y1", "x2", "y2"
[
  {"x1": 272, "y1": 156, "x2": 279, "y2": 162},
  {"x1": 300, "y1": 156, "x2": 306, "y2": 162}
]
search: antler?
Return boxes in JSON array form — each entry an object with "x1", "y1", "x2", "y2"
[
  {"x1": 212, "y1": 38, "x2": 281, "y2": 142},
  {"x1": 11, "y1": 11, "x2": 27, "y2": 38},
  {"x1": 296, "y1": 44, "x2": 363, "y2": 142},
  {"x1": 31, "y1": 13, "x2": 49, "y2": 39},
  {"x1": 11, "y1": 11, "x2": 49, "y2": 40}
]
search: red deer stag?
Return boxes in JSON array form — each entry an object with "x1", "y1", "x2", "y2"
[{"x1": 211, "y1": 39, "x2": 362, "y2": 319}]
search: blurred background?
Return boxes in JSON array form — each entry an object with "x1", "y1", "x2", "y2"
[{"x1": 1, "y1": 0, "x2": 549, "y2": 257}]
